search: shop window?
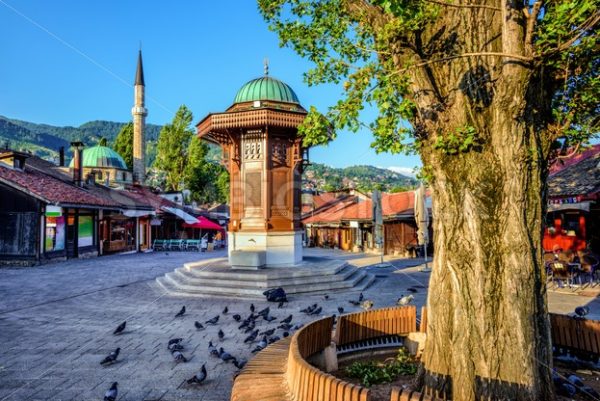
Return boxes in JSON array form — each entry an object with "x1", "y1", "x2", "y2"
[
  {"x1": 78, "y1": 215, "x2": 94, "y2": 247},
  {"x1": 45, "y1": 216, "x2": 65, "y2": 252}
]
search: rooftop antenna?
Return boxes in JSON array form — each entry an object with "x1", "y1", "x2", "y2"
[{"x1": 264, "y1": 57, "x2": 269, "y2": 76}]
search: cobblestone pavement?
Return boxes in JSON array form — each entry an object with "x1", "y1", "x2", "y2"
[{"x1": 0, "y1": 249, "x2": 598, "y2": 401}]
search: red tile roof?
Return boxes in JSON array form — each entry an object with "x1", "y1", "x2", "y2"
[
  {"x1": 0, "y1": 164, "x2": 120, "y2": 208},
  {"x1": 302, "y1": 191, "x2": 417, "y2": 224}
]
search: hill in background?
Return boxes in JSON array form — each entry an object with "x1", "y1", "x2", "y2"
[
  {"x1": 0, "y1": 115, "x2": 162, "y2": 163},
  {"x1": 304, "y1": 163, "x2": 416, "y2": 193}
]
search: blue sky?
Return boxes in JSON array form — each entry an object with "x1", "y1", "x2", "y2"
[{"x1": 0, "y1": 0, "x2": 421, "y2": 175}]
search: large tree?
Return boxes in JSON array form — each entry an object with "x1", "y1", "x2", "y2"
[
  {"x1": 155, "y1": 105, "x2": 194, "y2": 191},
  {"x1": 112, "y1": 122, "x2": 134, "y2": 169},
  {"x1": 184, "y1": 136, "x2": 228, "y2": 204},
  {"x1": 259, "y1": 1, "x2": 598, "y2": 399}
]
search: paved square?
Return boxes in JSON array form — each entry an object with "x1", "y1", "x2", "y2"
[{"x1": 0, "y1": 249, "x2": 597, "y2": 401}]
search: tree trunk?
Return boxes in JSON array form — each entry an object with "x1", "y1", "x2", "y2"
[{"x1": 419, "y1": 124, "x2": 553, "y2": 400}]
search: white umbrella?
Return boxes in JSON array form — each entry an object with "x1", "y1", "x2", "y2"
[{"x1": 414, "y1": 183, "x2": 429, "y2": 270}]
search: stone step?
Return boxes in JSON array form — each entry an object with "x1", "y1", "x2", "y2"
[
  {"x1": 164, "y1": 268, "x2": 367, "y2": 295},
  {"x1": 156, "y1": 267, "x2": 376, "y2": 298},
  {"x1": 182, "y1": 258, "x2": 346, "y2": 280},
  {"x1": 171, "y1": 264, "x2": 357, "y2": 288}
]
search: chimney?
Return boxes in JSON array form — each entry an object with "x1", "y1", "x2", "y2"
[
  {"x1": 70, "y1": 141, "x2": 84, "y2": 186},
  {"x1": 58, "y1": 147, "x2": 65, "y2": 167},
  {"x1": 0, "y1": 150, "x2": 30, "y2": 171}
]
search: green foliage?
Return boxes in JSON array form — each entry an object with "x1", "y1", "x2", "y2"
[
  {"x1": 98, "y1": 137, "x2": 108, "y2": 146},
  {"x1": 344, "y1": 347, "x2": 417, "y2": 387},
  {"x1": 216, "y1": 170, "x2": 230, "y2": 203},
  {"x1": 112, "y1": 122, "x2": 134, "y2": 169},
  {"x1": 153, "y1": 106, "x2": 227, "y2": 204},
  {"x1": 184, "y1": 136, "x2": 228, "y2": 204},
  {"x1": 433, "y1": 125, "x2": 481, "y2": 155},
  {"x1": 155, "y1": 105, "x2": 194, "y2": 192},
  {"x1": 259, "y1": 0, "x2": 599, "y2": 157}
]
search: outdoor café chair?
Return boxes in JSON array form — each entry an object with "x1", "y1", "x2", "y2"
[{"x1": 549, "y1": 261, "x2": 573, "y2": 289}]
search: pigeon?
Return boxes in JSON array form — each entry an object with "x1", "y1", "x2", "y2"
[
  {"x1": 407, "y1": 287, "x2": 418, "y2": 293},
  {"x1": 268, "y1": 336, "x2": 281, "y2": 344},
  {"x1": 278, "y1": 323, "x2": 292, "y2": 331},
  {"x1": 323, "y1": 294, "x2": 329, "y2": 300},
  {"x1": 301, "y1": 304, "x2": 318, "y2": 314},
  {"x1": 219, "y1": 347, "x2": 236, "y2": 363},
  {"x1": 174, "y1": 306, "x2": 186, "y2": 318},
  {"x1": 233, "y1": 359, "x2": 247, "y2": 369},
  {"x1": 280, "y1": 314, "x2": 293, "y2": 324},
  {"x1": 113, "y1": 321, "x2": 126, "y2": 335},
  {"x1": 172, "y1": 350, "x2": 188, "y2": 363},
  {"x1": 309, "y1": 306, "x2": 322, "y2": 315},
  {"x1": 397, "y1": 295, "x2": 414, "y2": 306},
  {"x1": 245, "y1": 324, "x2": 257, "y2": 333},
  {"x1": 567, "y1": 374, "x2": 584, "y2": 387},
  {"x1": 337, "y1": 307, "x2": 344, "y2": 314},
  {"x1": 348, "y1": 300, "x2": 360, "y2": 306},
  {"x1": 232, "y1": 314, "x2": 242, "y2": 322},
  {"x1": 205, "y1": 315, "x2": 220, "y2": 325},
  {"x1": 251, "y1": 336, "x2": 268, "y2": 353},
  {"x1": 222, "y1": 306, "x2": 229, "y2": 315},
  {"x1": 244, "y1": 329, "x2": 259, "y2": 343},
  {"x1": 103, "y1": 382, "x2": 118, "y2": 401},
  {"x1": 250, "y1": 303, "x2": 255, "y2": 313},
  {"x1": 194, "y1": 321, "x2": 205, "y2": 330},
  {"x1": 168, "y1": 338, "x2": 183, "y2": 347},
  {"x1": 218, "y1": 329, "x2": 225, "y2": 340},
  {"x1": 358, "y1": 292, "x2": 364, "y2": 302},
  {"x1": 260, "y1": 328, "x2": 275, "y2": 337},
  {"x1": 575, "y1": 306, "x2": 589, "y2": 318},
  {"x1": 168, "y1": 342, "x2": 184, "y2": 352},
  {"x1": 100, "y1": 348, "x2": 120, "y2": 366},
  {"x1": 361, "y1": 300, "x2": 374, "y2": 311},
  {"x1": 257, "y1": 307, "x2": 270, "y2": 317},
  {"x1": 278, "y1": 301, "x2": 286, "y2": 308},
  {"x1": 291, "y1": 323, "x2": 304, "y2": 330},
  {"x1": 263, "y1": 314, "x2": 277, "y2": 322},
  {"x1": 208, "y1": 341, "x2": 216, "y2": 352},
  {"x1": 187, "y1": 364, "x2": 207, "y2": 384},
  {"x1": 282, "y1": 331, "x2": 290, "y2": 338}
]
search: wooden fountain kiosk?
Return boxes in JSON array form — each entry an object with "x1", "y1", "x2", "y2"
[{"x1": 196, "y1": 68, "x2": 308, "y2": 268}]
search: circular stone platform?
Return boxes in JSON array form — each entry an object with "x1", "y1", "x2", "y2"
[{"x1": 156, "y1": 256, "x2": 375, "y2": 298}]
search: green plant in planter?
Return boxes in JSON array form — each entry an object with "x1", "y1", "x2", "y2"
[{"x1": 345, "y1": 348, "x2": 418, "y2": 387}]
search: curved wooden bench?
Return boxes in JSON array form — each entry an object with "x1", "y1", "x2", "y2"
[
  {"x1": 287, "y1": 315, "x2": 369, "y2": 401},
  {"x1": 335, "y1": 305, "x2": 417, "y2": 346},
  {"x1": 231, "y1": 337, "x2": 292, "y2": 401},
  {"x1": 391, "y1": 387, "x2": 436, "y2": 401}
]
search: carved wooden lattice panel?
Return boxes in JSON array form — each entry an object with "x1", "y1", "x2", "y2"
[{"x1": 272, "y1": 170, "x2": 288, "y2": 209}]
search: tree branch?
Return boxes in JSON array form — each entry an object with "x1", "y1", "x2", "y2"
[
  {"x1": 539, "y1": 13, "x2": 600, "y2": 57},
  {"x1": 392, "y1": 52, "x2": 533, "y2": 76},
  {"x1": 525, "y1": 1, "x2": 543, "y2": 51},
  {"x1": 423, "y1": 0, "x2": 500, "y2": 11}
]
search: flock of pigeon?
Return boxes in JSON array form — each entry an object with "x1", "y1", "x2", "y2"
[{"x1": 100, "y1": 288, "x2": 423, "y2": 401}]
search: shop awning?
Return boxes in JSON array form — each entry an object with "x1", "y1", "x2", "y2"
[
  {"x1": 548, "y1": 201, "x2": 591, "y2": 212},
  {"x1": 160, "y1": 206, "x2": 199, "y2": 224},
  {"x1": 182, "y1": 216, "x2": 224, "y2": 231},
  {"x1": 122, "y1": 209, "x2": 155, "y2": 218}
]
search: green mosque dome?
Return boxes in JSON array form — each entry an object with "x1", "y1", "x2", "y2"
[
  {"x1": 69, "y1": 145, "x2": 128, "y2": 170},
  {"x1": 234, "y1": 76, "x2": 300, "y2": 104}
]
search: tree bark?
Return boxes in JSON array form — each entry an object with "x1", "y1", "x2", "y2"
[
  {"x1": 418, "y1": 120, "x2": 553, "y2": 400},
  {"x1": 395, "y1": 3, "x2": 554, "y2": 400}
]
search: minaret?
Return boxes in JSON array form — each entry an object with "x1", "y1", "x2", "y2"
[{"x1": 132, "y1": 50, "x2": 147, "y2": 184}]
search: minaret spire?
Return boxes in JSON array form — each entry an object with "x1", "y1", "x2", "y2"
[
  {"x1": 132, "y1": 49, "x2": 147, "y2": 184},
  {"x1": 135, "y1": 50, "x2": 145, "y2": 86},
  {"x1": 264, "y1": 58, "x2": 269, "y2": 76}
]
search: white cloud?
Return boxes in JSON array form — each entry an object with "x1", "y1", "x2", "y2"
[{"x1": 386, "y1": 166, "x2": 418, "y2": 177}]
